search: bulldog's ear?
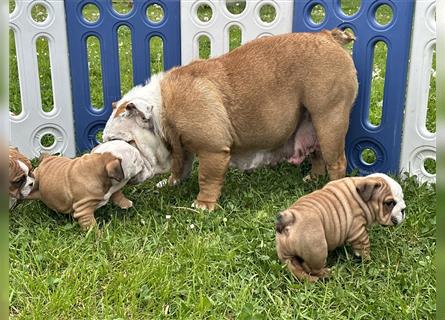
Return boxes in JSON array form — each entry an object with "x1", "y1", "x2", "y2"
[
  {"x1": 106, "y1": 158, "x2": 124, "y2": 181},
  {"x1": 356, "y1": 179, "x2": 382, "y2": 202},
  {"x1": 126, "y1": 102, "x2": 135, "y2": 112}
]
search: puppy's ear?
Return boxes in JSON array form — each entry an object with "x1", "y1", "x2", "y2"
[
  {"x1": 126, "y1": 102, "x2": 135, "y2": 112},
  {"x1": 356, "y1": 179, "x2": 382, "y2": 202},
  {"x1": 106, "y1": 158, "x2": 124, "y2": 181}
]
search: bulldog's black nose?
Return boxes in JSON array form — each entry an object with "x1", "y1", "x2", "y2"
[
  {"x1": 276, "y1": 213, "x2": 285, "y2": 233},
  {"x1": 391, "y1": 216, "x2": 398, "y2": 225},
  {"x1": 401, "y1": 209, "x2": 405, "y2": 216}
]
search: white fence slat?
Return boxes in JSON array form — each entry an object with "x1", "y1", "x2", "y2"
[
  {"x1": 180, "y1": 0, "x2": 294, "y2": 65},
  {"x1": 400, "y1": 0, "x2": 436, "y2": 183},
  {"x1": 9, "y1": 0, "x2": 76, "y2": 158}
]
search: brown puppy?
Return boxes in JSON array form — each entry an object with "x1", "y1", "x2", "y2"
[
  {"x1": 9, "y1": 147, "x2": 35, "y2": 208},
  {"x1": 275, "y1": 173, "x2": 406, "y2": 282},
  {"x1": 103, "y1": 29, "x2": 358, "y2": 210},
  {"x1": 28, "y1": 141, "x2": 152, "y2": 229}
]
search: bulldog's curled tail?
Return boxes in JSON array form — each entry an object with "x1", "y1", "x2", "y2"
[{"x1": 329, "y1": 28, "x2": 356, "y2": 47}]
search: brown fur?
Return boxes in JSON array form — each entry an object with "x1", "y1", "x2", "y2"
[
  {"x1": 160, "y1": 29, "x2": 358, "y2": 210},
  {"x1": 275, "y1": 176, "x2": 396, "y2": 282},
  {"x1": 9, "y1": 147, "x2": 33, "y2": 199},
  {"x1": 27, "y1": 153, "x2": 131, "y2": 230}
]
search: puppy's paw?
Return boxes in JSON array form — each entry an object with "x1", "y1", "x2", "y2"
[
  {"x1": 191, "y1": 200, "x2": 216, "y2": 211},
  {"x1": 303, "y1": 174, "x2": 312, "y2": 182},
  {"x1": 156, "y1": 178, "x2": 168, "y2": 188},
  {"x1": 79, "y1": 217, "x2": 97, "y2": 231},
  {"x1": 316, "y1": 268, "x2": 331, "y2": 279},
  {"x1": 117, "y1": 199, "x2": 133, "y2": 209},
  {"x1": 353, "y1": 250, "x2": 371, "y2": 262},
  {"x1": 168, "y1": 175, "x2": 180, "y2": 187}
]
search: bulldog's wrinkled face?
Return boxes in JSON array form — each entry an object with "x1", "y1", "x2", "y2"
[
  {"x1": 367, "y1": 173, "x2": 406, "y2": 226},
  {"x1": 9, "y1": 149, "x2": 35, "y2": 199},
  {"x1": 356, "y1": 173, "x2": 407, "y2": 226},
  {"x1": 103, "y1": 73, "x2": 171, "y2": 175}
]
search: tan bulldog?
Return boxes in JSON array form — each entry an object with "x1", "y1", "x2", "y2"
[
  {"x1": 9, "y1": 147, "x2": 35, "y2": 209},
  {"x1": 28, "y1": 141, "x2": 152, "y2": 229},
  {"x1": 103, "y1": 29, "x2": 358, "y2": 211},
  {"x1": 275, "y1": 173, "x2": 406, "y2": 282}
]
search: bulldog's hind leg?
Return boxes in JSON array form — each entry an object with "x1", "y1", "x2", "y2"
[
  {"x1": 193, "y1": 150, "x2": 230, "y2": 211},
  {"x1": 310, "y1": 103, "x2": 349, "y2": 180},
  {"x1": 111, "y1": 190, "x2": 133, "y2": 209},
  {"x1": 308, "y1": 149, "x2": 326, "y2": 180},
  {"x1": 73, "y1": 207, "x2": 96, "y2": 230}
]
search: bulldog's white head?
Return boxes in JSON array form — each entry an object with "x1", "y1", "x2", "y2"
[
  {"x1": 367, "y1": 173, "x2": 407, "y2": 225},
  {"x1": 92, "y1": 140, "x2": 153, "y2": 184},
  {"x1": 9, "y1": 147, "x2": 35, "y2": 200},
  {"x1": 364, "y1": 173, "x2": 406, "y2": 225},
  {"x1": 103, "y1": 73, "x2": 171, "y2": 175}
]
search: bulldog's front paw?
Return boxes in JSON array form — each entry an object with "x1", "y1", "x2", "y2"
[
  {"x1": 191, "y1": 200, "x2": 216, "y2": 211},
  {"x1": 156, "y1": 178, "x2": 168, "y2": 188},
  {"x1": 315, "y1": 267, "x2": 331, "y2": 279},
  {"x1": 117, "y1": 198, "x2": 133, "y2": 209},
  {"x1": 168, "y1": 175, "x2": 180, "y2": 187},
  {"x1": 353, "y1": 249, "x2": 371, "y2": 261},
  {"x1": 78, "y1": 216, "x2": 97, "y2": 231}
]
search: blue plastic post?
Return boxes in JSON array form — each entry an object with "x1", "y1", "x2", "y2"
[{"x1": 65, "y1": 0, "x2": 181, "y2": 152}]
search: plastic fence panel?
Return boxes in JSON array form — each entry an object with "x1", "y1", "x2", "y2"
[
  {"x1": 65, "y1": 0, "x2": 181, "y2": 152},
  {"x1": 400, "y1": 0, "x2": 436, "y2": 183},
  {"x1": 181, "y1": 0, "x2": 294, "y2": 64},
  {"x1": 9, "y1": 0, "x2": 76, "y2": 158},
  {"x1": 293, "y1": 0, "x2": 415, "y2": 175}
]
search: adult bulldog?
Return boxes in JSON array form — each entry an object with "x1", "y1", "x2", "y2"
[{"x1": 103, "y1": 29, "x2": 358, "y2": 210}]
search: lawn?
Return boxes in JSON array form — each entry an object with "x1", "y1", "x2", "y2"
[{"x1": 9, "y1": 1, "x2": 436, "y2": 319}]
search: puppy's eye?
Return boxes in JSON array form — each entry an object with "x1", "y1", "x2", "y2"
[
  {"x1": 384, "y1": 200, "x2": 396, "y2": 208},
  {"x1": 12, "y1": 176, "x2": 25, "y2": 187}
]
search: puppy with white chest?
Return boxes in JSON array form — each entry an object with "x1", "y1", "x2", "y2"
[
  {"x1": 275, "y1": 173, "x2": 406, "y2": 282},
  {"x1": 28, "y1": 141, "x2": 152, "y2": 229},
  {"x1": 9, "y1": 147, "x2": 35, "y2": 209}
]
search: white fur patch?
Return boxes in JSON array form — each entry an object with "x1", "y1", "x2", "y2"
[
  {"x1": 156, "y1": 178, "x2": 168, "y2": 188},
  {"x1": 92, "y1": 140, "x2": 153, "y2": 183},
  {"x1": 102, "y1": 73, "x2": 171, "y2": 176},
  {"x1": 17, "y1": 160, "x2": 34, "y2": 198},
  {"x1": 93, "y1": 140, "x2": 154, "y2": 208},
  {"x1": 368, "y1": 173, "x2": 406, "y2": 224}
]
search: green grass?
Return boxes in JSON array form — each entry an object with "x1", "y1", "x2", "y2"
[
  {"x1": 9, "y1": 2, "x2": 436, "y2": 319},
  {"x1": 10, "y1": 165, "x2": 436, "y2": 318}
]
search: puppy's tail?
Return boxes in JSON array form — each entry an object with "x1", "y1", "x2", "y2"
[{"x1": 329, "y1": 28, "x2": 356, "y2": 47}]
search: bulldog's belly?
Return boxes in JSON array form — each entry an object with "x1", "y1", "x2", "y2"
[{"x1": 230, "y1": 114, "x2": 319, "y2": 171}]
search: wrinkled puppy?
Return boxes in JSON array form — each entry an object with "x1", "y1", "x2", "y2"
[
  {"x1": 275, "y1": 173, "x2": 406, "y2": 282},
  {"x1": 28, "y1": 141, "x2": 152, "y2": 229},
  {"x1": 9, "y1": 147, "x2": 35, "y2": 208}
]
